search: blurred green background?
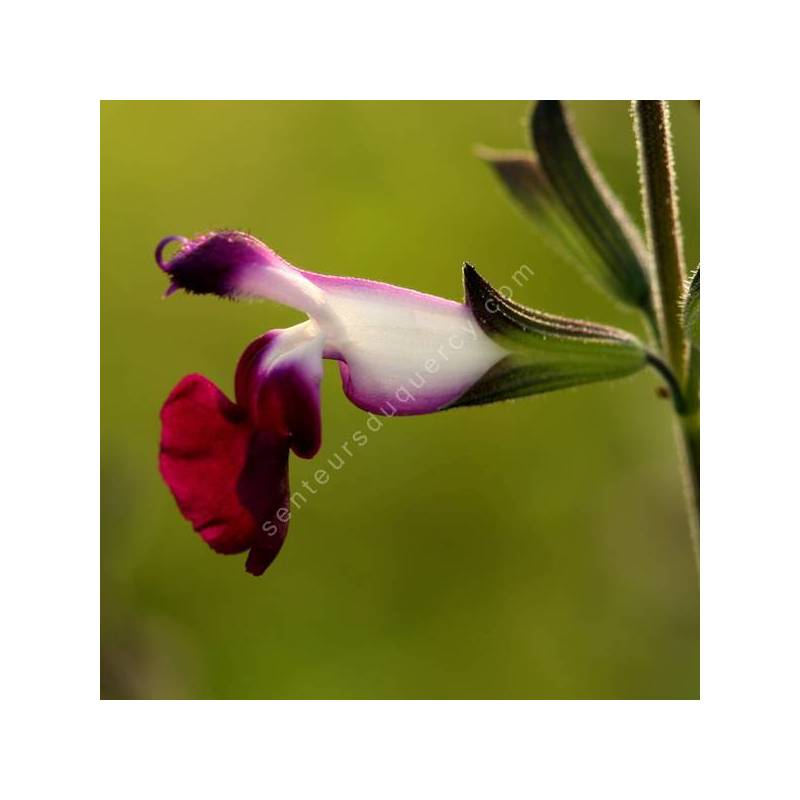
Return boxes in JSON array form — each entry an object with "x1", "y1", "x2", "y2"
[{"x1": 101, "y1": 101, "x2": 699, "y2": 699}]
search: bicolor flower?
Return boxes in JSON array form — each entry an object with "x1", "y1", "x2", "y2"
[{"x1": 156, "y1": 231, "x2": 649, "y2": 575}]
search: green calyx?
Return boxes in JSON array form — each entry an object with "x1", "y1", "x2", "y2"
[{"x1": 449, "y1": 264, "x2": 648, "y2": 408}]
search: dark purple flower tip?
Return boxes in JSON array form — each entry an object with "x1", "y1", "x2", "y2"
[
  {"x1": 155, "y1": 235, "x2": 189, "y2": 271},
  {"x1": 155, "y1": 231, "x2": 275, "y2": 299}
]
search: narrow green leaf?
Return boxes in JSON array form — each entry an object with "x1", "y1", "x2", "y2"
[
  {"x1": 474, "y1": 147, "x2": 553, "y2": 217},
  {"x1": 683, "y1": 266, "x2": 700, "y2": 347},
  {"x1": 683, "y1": 266, "x2": 700, "y2": 414},
  {"x1": 449, "y1": 264, "x2": 647, "y2": 408},
  {"x1": 531, "y1": 101, "x2": 653, "y2": 312},
  {"x1": 476, "y1": 146, "x2": 607, "y2": 279}
]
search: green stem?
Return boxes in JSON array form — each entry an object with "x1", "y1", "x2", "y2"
[
  {"x1": 682, "y1": 343, "x2": 700, "y2": 548},
  {"x1": 679, "y1": 410, "x2": 700, "y2": 561},
  {"x1": 633, "y1": 101, "x2": 699, "y2": 568},
  {"x1": 645, "y1": 350, "x2": 686, "y2": 415},
  {"x1": 632, "y1": 101, "x2": 688, "y2": 378}
]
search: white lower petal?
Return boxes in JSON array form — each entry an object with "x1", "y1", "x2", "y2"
[{"x1": 308, "y1": 276, "x2": 507, "y2": 414}]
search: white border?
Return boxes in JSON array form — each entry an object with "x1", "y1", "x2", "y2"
[{"x1": 4, "y1": 1, "x2": 799, "y2": 797}]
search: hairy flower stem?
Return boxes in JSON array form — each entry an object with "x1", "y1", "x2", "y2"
[
  {"x1": 633, "y1": 100, "x2": 699, "y2": 567},
  {"x1": 633, "y1": 101, "x2": 688, "y2": 375}
]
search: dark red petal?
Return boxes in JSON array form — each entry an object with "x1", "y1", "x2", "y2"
[
  {"x1": 274, "y1": 361, "x2": 322, "y2": 458},
  {"x1": 235, "y1": 331, "x2": 324, "y2": 459},
  {"x1": 159, "y1": 374, "x2": 290, "y2": 571},
  {"x1": 234, "y1": 332, "x2": 281, "y2": 408}
]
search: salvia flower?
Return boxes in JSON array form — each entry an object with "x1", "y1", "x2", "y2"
[{"x1": 157, "y1": 231, "x2": 648, "y2": 575}]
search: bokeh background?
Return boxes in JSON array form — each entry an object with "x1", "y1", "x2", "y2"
[{"x1": 101, "y1": 101, "x2": 699, "y2": 699}]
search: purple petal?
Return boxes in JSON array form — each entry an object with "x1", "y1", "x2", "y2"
[
  {"x1": 235, "y1": 324, "x2": 325, "y2": 459},
  {"x1": 157, "y1": 231, "x2": 280, "y2": 298}
]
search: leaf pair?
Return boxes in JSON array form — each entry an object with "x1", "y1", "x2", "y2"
[{"x1": 479, "y1": 101, "x2": 654, "y2": 320}]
